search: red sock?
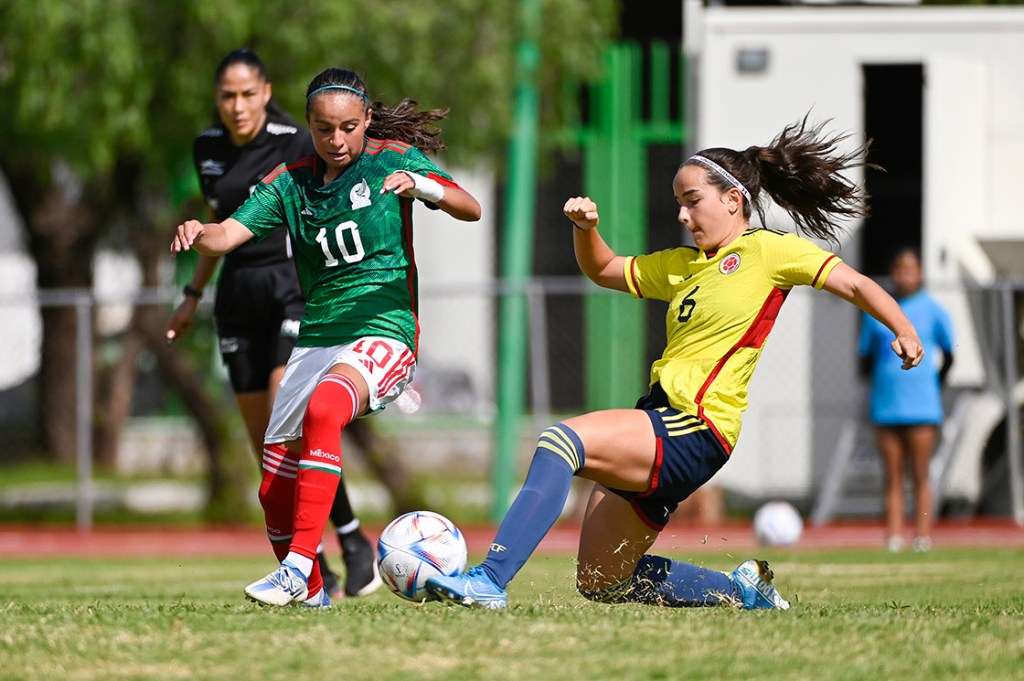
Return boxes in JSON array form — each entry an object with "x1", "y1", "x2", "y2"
[
  {"x1": 258, "y1": 444, "x2": 298, "y2": 563},
  {"x1": 261, "y1": 445, "x2": 326, "y2": 598},
  {"x1": 290, "y1": 374, "x2": 360, "y2": 571}
]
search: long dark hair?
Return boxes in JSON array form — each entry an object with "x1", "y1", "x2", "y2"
[
  {"x1": 685, "y1": 115, "x2": 878, "y2": 244},
  {"x1": 304, "y1": 68, "x2": 448, "y2": 153},
  {"x1": 212, "y1": 48, "x2": 287, "y2": 121}
]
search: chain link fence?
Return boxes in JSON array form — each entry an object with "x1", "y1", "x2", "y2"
[{"x1": 1, "y1": 276, "x2": 1021, "y2": 527}]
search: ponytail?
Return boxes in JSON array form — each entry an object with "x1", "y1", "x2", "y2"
[
  {"x1": 367, "y1": 98, "x2": 448, "y2": 154},
  {"x1": 685, "y1": 115, "x2": 877, "y2": 244}
]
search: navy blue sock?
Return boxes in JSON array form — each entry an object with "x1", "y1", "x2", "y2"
[
  {"x1": 480, "y1": 424, "x2": 585, "y2": 588},
  {"x1": 628, "y1": 555, "x2": 740, "y2": 606}
]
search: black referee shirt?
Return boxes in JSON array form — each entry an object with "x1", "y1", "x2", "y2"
[{"x1": 193, "y1": 111, "x2": 314, "y2": 271}]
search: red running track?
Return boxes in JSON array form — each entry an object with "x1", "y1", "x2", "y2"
[{"x1": 1, "y1": 518, "x2": 1021, "y2": 559}]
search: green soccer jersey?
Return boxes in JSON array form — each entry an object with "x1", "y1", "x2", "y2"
[{"x1": 230, "y1": 137, "x2": 457, "y2": 351}]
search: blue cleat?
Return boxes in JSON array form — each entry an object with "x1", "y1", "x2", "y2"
[
  {"x1": 301, "y1": 587, "x2": 332, "y2": 609},
  {"x1": 729, "y1": 559, "x2": 791, "y2": 610},
  {"x1": 426, "y1": 566, "x2": 507, "y2": 610},
  {"x1": 244, "y1": 561, "x2": 309, "y2": 607}
]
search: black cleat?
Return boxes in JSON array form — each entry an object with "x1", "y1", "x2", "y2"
[
  {"x1": 318, "y1": 551, "x2": 343, "y2": 600},
  {"x1": 341, "y1": 531, "x2": 383, "y2": 597}
]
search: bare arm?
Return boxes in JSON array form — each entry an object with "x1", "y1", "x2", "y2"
[
  {"x1": 563, "y1": 196, "x2": 628, "y2": 292},
  {"x1": 164, "y1": 253, "x2": 222, "y2": 343},
  {"x1": 822, "y1": 261, "x2": 923, "y2": 369},
  {"x1": 187, "y1": 252, "x2": 223, "y2": 291},
  {"x1": 436, "y1": 184, "x2": 481, "y2": 222},
  {"x1": 169, "y1": 217, "x2": 255, "y2": 257}
]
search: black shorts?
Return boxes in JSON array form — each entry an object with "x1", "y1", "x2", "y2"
[
  {"x1": 608, "y1": 385, "x2": 729, "y2": 531},
  {"x1": 214, "y1": 263, "x2": 305, "y2": 393}
]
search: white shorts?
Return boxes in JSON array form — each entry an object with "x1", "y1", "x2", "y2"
[{"x1": 265, "y1": 337, "x2": 416, "y2": 444}]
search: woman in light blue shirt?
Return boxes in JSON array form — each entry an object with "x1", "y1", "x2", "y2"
[{"x1": 859, "y1": 248, "x2": 954, "y2": 552}]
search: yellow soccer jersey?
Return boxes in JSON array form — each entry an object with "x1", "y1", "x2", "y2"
[{"x1": 623, "y1": 228, "x2": 841, "y2": 453}]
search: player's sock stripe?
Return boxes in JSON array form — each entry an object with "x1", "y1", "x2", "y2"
[
  {"x1": 539, "y1": 428, "x2": 572, "y2": 456},
  {"x1": 319, "y1": 374, "x2": 361, "y2": 417},
  {"x1": 537, "y1": 435, "x2": 579, "y2": 470},
  {"x1": 298, "y1": 461, "x2": 342, "y2": 476},
  {"x1": 537, "y1": 442, "x2": 579, "y2": 470},
  {"x1": 263, "y1": 445, "x2": 298, "y2": 458},
  {"x1": 263, "y1": 459, "x2": 298, "y2": 475},
  {"x1": 537, "y1": 424, "x2": 585, "y2": 471},
  {"x1": 262, "y1": 463, "x2": 298, "y2": 479},
  {"x1": 542, "y1": 427, "x2": 581, "y2": 470},
  {"x1": 263, "y1": 449, "x2": 299, "y2": 467},
  {"x1": 263, "y1": 457, "x2": 298, "y2": 473}
]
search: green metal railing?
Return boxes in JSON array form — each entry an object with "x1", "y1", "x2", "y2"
[
  {"x1": 493, "y1": 0, "x2": 542, "y2": 520},
  {"x1": 492, "y1": 37, "x2": 687, "y2": 519},
  {"x1": 581, "y1": 41, "x2": 687, "y2": 411}
]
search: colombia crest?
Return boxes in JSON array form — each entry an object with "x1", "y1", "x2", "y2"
[{"x1": 719, "y1": 252, "x2": 741, "y2": 275}]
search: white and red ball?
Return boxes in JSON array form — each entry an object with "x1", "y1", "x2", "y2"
[
  {"x1": 376, "y1": 510, "x2": 467, "y2": 602},
  {"x1": 753, "y1": 501, "x2": 804, "y2": 548}
]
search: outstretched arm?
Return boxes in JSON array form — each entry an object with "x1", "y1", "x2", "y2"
[
  {"x1": 823, "y1": 262, "x2": 923, "y2": 369},
  {"x1": 563, "y1": 196, "x2": 628, "y2": 292},
  {"x1": 169, "y1": 218, "x2": 255, "y2": 257}
]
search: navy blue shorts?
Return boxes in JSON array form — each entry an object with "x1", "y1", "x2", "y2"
[{"x1": 608, "y1": 406, "x2": 729, "y2": 531}]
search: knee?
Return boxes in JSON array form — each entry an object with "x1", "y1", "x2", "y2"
[
  {"x1": 885, "y1": 468, "x2": 905, "y2": 487},
  {"x1": 303, "y1": 386, "x2": 337, "y2": 425},
  {"x1": 576, "y1": 559, "x2": 637, "y2": 604},
  {"x1": 303, "y1": 375, "x2": 362, "y2": 430},
  {"x1": 536, "y1": 423, "x2": 585, "y2": 473},
  {"x1": 577, "y1": 578, "x2": 633, "y2": 604}
]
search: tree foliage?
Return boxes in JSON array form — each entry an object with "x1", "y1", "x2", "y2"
[
  {"x1": 0, "y1": 0, "x2": 618, "y2": 511},
  {"x1": 1, "y1": 0, "x2": 618, "y2": 189}
]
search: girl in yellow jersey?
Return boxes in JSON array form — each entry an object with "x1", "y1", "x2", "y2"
[{"x1": 427, "y1": 117, "x2": 923, "y2": 611}]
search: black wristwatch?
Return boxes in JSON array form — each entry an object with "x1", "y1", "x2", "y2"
[{"x1": 183, "y1": 285, "x2": 204, "y2": 300}]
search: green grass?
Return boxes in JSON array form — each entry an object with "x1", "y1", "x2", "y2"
[{"x1": 1, "y1": 548, "x2": 1022, "y2": 681}]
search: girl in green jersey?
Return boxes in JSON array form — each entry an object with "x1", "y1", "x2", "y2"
[{"x1": 171, "y1": 67, "x2": 481, "y2": 607}]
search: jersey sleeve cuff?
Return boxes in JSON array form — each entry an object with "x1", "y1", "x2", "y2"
[
  {"x1": 812, "y1": 254, "x2": 842, "y2": 289},
  {"x1": 623, "y1": 256, "x2": 643, "y2": 299}
]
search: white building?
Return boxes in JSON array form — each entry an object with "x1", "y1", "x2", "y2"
[{"x1": 683, "y1": 2, "x2": 1024, "y2": 505}]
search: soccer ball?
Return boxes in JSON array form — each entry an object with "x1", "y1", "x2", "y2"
[
  {"x1": 752, "y1": 501, "x2": 804, "y2": 547},
  {"x1": 376, "y1": 510, "x2": 468, "y2": 602}
]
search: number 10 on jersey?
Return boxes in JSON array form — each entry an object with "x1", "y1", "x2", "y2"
[{"x1": 316, "y1": 221, "x2": 365, "y2": 266}]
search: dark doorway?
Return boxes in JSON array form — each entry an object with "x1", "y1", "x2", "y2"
[{"x1": 860, "y1": 64, "x2": 924, "y2": 276}]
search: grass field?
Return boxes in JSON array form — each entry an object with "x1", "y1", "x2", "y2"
[{"x1": 2, "y1": 548, "x2": 1022, "y2": 681}]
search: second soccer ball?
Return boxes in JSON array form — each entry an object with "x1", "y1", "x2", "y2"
[{"x1": 753, "y1": 500, "x2": 804, "y2": 548}]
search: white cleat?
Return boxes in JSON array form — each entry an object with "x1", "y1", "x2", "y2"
[{"x1": 244, "y1": 562, "x2": 309, "y2": 607}]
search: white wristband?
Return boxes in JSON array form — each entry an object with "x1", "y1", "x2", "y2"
[{"x1": 404, "y1": 172, "x2": 446, "y2": 204}]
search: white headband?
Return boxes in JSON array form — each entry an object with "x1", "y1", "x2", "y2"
[{"x1": 688, "y1": 155, "x2": 752, "y2": 204}]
